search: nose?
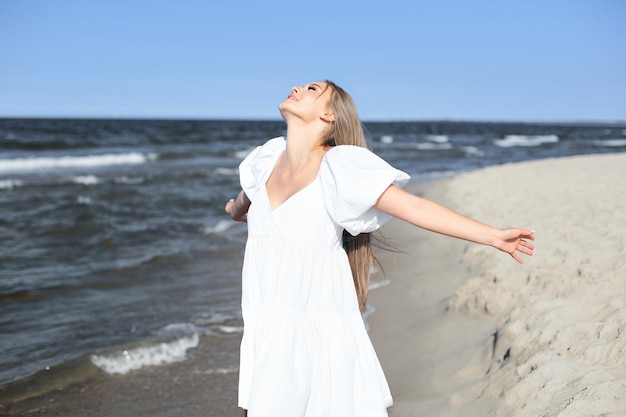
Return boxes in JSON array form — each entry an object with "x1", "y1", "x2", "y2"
[{"x1": 291, "y1": 86, "x2": 300, "y2": 93}]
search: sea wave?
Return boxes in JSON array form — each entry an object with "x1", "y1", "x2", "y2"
[
  {"x1": 234, "y1": 147, "x2": 256, "y2": 159},
  {"x1": 462, "y1": 146, "x2": 486, "y2": 157},
  {"x1": 425, "y1": 134, "x2": 449, "y2": 143},
  {"x1": 73, "y1": 175, "x2": 100, "y2": 185},
  {"x1": 198, "y1": 366, "x2": 239, "y2": 375},
  {"x1": 493, "y1": 134, "x2": 559, "y2": 148},
  {"x1": 194, "y1": 312, "x2": 241, "y2": 326},
  {"x1": 213, "y1": 167, "x2": 239, "y2": 176},
  {"x1": 593, "y1": 139, "x2": 626, "y2": 147},
  {"x1": 0, "y1": 179, "x2": 24, "y2": 190},
  {"x1": 90, "y1": 332, "x2": 199, "y2": 375},
  {"x1": 193, "y1": 312, "x2": 244, "y2": 336},
  {"x1": 0, "y1": 152, "x2": 158, "y2": 173},
  {"x1": 217, "y1": 325, "x2": 244, "y2": 333},
  {"x1": 415, "y1": 142, "x2": 453, "y2": 150},
  {"x1": 368, "y1": 278, "x2": 392, "y2": 291},
  {"x1": 77, "y1": 196, "x2": 92, "y2": 205},
  {"x1": 202, "y1": 219, "x2": 236, "y2": 235}
]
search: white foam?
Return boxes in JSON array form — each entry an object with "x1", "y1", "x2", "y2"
[
  {"x1": 368, "y1": 278, "x2": 391, "y2": 291},
  {"x1": 90, "y1": 333, "x2": 199, "y2": 375},
  {"x1": 380, "y1": 135, "x2": 394, "y2": 144},
  {"x1": 73, "y1": 175, "x2": 100, "y2": 185},
  {"x1": 0, "y1": 179, "x2": 24, "y2": 190},
  {"x1": 195, "y1": 312, "x2": 240, "y2": 326},
  {"x1": 202, "y1": 219, "x2": 235, "y2": 235},
  {"x1": 217, "y1": 325, "x2": 244, "y2": 333},
  {"x1": 213, "y1": 167, "x2": 239, "y2": 176},
  {"x1": 415, "y1": 142, "x2": 453, "y2": 150},
  {"x1": 593, "y1": 139, "x2": 626, "y2": 147},
  {"x1": 77, "y1": 196, "x2": 92, "y2": 205},
  {"x1": 234, "y1": 147, "x2": 256, "y2": 159},
  {"x1": 199, "y1": 366, "x2": 238, "y2": 375},
  {"x1": 462, "y1": 146, "x2": 486, "y2": 157},
  {"x1": 425, "y1": 134, "x2": 449, "y2": 143},
  {"x1": 0, "y1": 152, "x2": 157, "y2": 173},
  {"x1": 157, "y1": 322, "x2": 197, "y2": 336},
  {"x1": 493, "y1": 134, "x2": 559, "y2": 148}
]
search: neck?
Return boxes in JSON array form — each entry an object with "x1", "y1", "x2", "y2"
[{"x1": 283, "y1": 121, "x2": 328, "y2": 163}]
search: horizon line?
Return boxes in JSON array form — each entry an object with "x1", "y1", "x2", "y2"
[{"x1": 1, "y1": 115, "x2": 626, "y2": 126}]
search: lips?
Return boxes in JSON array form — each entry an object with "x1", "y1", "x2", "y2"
[{"x1": 287, "y1": 94, "x2": 298, "y2": 101}]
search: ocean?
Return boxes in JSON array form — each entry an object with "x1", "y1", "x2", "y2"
[{"x1": 1, "y1": 118, "x2": 625, "y2": 403}]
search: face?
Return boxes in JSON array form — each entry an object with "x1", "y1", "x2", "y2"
[{"x1": 279, "y1": 81, "x2": 335, "y2": 123}]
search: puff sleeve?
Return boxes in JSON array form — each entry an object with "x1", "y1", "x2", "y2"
[
  {"x1": 238, "y1": 137, "x2": 286, "y2": 202},
  {"x1": 319, "y1": 145, "x2": 410, "y2": 236}
]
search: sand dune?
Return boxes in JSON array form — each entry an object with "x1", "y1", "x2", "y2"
[{"x1": 370, "y1": 153, "x2": 626, "y2": 417}]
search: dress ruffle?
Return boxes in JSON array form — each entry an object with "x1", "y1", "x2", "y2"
[
  {"x1": 239, "y1": 137, "x2": 410, "y2": 235},
  {"x1": 239, "y1": 137, "x2": 286, "y2": 202},
  {"x1": 320, "y1": 145, "x2": 410, "y2": 236},
  {"x1": 238, "y1": 238, "x2": 393, "y2": 417}
]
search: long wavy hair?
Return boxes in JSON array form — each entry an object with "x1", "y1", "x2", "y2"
[{"x1": 322, "y1": 80, "x2": 380, "y2": 312}]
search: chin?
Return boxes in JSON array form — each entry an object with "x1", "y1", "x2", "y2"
[{"x1": 278, "y1": 103, "x2": 298, "y2": 121}]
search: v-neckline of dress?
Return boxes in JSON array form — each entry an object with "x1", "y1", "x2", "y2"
[
  {"x1": 264, "y1": 148, "x2": 329, "y2": 213},
  {"x1": 264, "y1": 178, "x2": 318, "y2": 213}
]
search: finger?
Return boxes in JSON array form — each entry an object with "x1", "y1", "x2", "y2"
[
  {"x1": 517, "y1": 246, "x2": 533, "y2": 256},
  {"x1": 520, "y1": 240, "x2": 535, "y2": 250},
  {"x1": 516, "y1": 229, "x2": 535, "y2": 240},
  {"x1": 225, "y1": 199, "x2": 234, "y2": 213},
  {"x1": 512, "y1": 253, "x2": 524, "y2": 264}
]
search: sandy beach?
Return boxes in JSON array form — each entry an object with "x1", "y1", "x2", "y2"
[
  {"x1": 2, "y1": 152, "x2": 625, "y2": 416},
  {"x1": 370, "y1": 152, "x2": 626, "y2": 416}
]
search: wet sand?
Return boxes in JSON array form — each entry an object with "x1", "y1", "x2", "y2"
[{"x1": 0, "y1": 333, "x2": 242, "y2": 417}]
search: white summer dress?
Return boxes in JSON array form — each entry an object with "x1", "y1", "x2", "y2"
[{"x1": 237, "y1": 137, "x2": 410, "y2": 417}]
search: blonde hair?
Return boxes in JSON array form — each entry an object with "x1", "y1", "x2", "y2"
[{"x1": 322, "y1": 80, "x2": 380, "y2": 312}]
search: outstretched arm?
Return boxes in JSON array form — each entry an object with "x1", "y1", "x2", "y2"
[
  {"x1": 225, "y1": 190, "x2": 251, "y2": 222},
  {"x1": 374, "y1": 185, "x2": 535, "y2": 264}
]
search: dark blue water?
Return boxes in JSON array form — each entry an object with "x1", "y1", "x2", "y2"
[{"x1": 1, "y1": 118, "x2": 625, "y2": 388}]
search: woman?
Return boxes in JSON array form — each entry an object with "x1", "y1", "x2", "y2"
[{"x1": 225, "y1": 80, "x2": 535, "y2": 417}]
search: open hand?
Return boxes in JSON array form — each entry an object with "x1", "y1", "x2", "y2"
[{"x1": 494, "y1": 228, "x2": 535, "y2": 264}]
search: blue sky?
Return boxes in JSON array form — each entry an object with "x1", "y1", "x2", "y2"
[{"x1": 1, "y1": 0, "x2": 624, "y2": 121}]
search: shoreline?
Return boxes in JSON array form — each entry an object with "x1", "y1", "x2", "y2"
[
  {"x1": 369, "y1": 177, "x2": 500, "y2": 416},
  {"x1": 3, "y1": 152, "x2": 625, "y2": 416},
  {"x1": 0, "y1": 332, "x2": 242, "y2": 417}
]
